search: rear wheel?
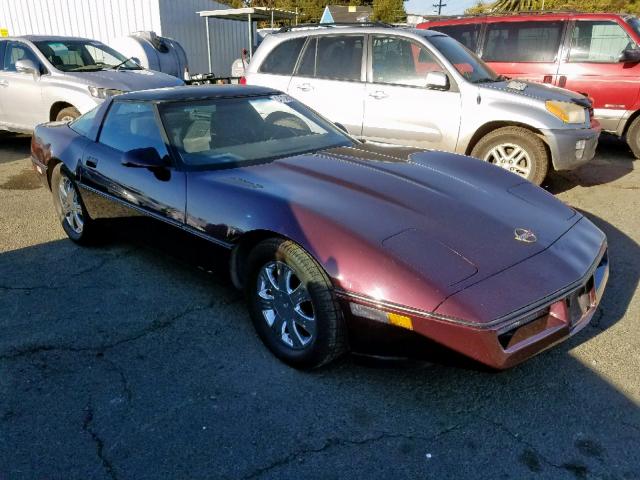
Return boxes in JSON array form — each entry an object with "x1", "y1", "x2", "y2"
[
  {"x1": 625, "y1": 115, "x2": 640, "y2": 159},
  {"x1": 246, "y1": 238, "x2": 347, "y2": 369},
  {"x1": 471, "y1": 126, "x2": 549, "y2": 185},
  {"x1": 55, "y1": 106, "x2": 80, "y2": 123},
  {"x1": 51, "y1": 163, "x2": 94, "y2": 244}
]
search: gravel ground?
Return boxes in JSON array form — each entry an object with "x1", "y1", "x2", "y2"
[{"x1": 0, "y1": 131, "x2": 638, "y2": 480}]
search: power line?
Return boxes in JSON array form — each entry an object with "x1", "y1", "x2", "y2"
[{"x1": 433, "y1": 0, "x2": 447, "y2": 15}]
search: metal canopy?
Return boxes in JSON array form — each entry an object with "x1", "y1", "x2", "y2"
[
  {"x1": 197, "y1": 7, "x2": 297, "y2": 22},
  {"x1": 197, "y1": 7, "x2": 297, "y2": 70}
]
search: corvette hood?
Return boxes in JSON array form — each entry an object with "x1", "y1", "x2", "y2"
[{"x1": 234, "y1": 144, "x2": 580, "y2": 294}]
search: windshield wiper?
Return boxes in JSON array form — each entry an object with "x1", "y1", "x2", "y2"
[{"x1": 110, "y1": 57, "x2": 136, "y2": 71}]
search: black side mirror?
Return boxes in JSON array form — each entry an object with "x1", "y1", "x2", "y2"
[
  {"x1": 619, "y1": 48, "x2": 640, "y2": 63},
  {"x1": 121, "y1": 147, "x2": 167, "y2": 169}
]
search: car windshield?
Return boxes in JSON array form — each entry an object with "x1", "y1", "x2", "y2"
[
  {"x1": 33, "y1": 40, "x2": 141, "y2": 72},
  {"x1": 427, "y1": 34, "x2": 501, "y2": 84},
  {"x1": 159, "y1": 95, "x2": 354, "y2": 169},
  {"x1": 625, "y1": 16, "x2": 640, "y2": 40}
]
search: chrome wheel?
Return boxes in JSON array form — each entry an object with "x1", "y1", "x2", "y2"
[
  {"x1": 58, "y1": 176, "x2": 83, "y2": 234},
  {"x1": 256, "y1": 261, "x2": 315, "y2": 349},
  {"x1": 59, "y1": 115, "x2": 75, "y2": 123},
  {"x1": 484, "y1": 143, "x2": 532, "y2": 178}
]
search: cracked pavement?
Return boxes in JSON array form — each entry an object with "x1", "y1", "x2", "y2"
[{"x1": 0, "y1": 132, "x2": 638, "y2": 479}]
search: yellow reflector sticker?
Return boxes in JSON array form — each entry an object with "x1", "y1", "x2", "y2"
[
  {"x1": 387, "y1": 313, "x2": 413, "y2": 330},
  {"x1": 0, "y1": 29, "x2": 8, "y2": 37}
]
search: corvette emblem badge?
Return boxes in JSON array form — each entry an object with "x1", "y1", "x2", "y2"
[{"x1": 514, "y1": 228, "x2": 537, "y2": 243}]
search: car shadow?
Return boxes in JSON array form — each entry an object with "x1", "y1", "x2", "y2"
[
  {"x1": 545, "y1": 135, "x2": 637, "y2": 194},
  {"x1": 0, "y1": 132, "x2": 31, "y2": 166},
  {"x1": 0, "y1": 212, "x2": 638, "y2": 479}
]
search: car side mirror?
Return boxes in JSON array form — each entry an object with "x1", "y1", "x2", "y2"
[
  {"x1": 131, "y1": 57, "x2": 142, "y2": 66},
  {"x1": 619, "y1": 48, "x2": 640, "y2": 64},
  {"x1": 121, "y1": 147, "x2": 167, "y2": 169},
  {"x1": 15, "y1": 59, "x2": 40, "y2": 77},
  {"x1": 425, "y1": 71, "x2": 449, "y2": 90}
]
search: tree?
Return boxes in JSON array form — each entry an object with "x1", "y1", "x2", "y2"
[
  {"x1": 466, "y1": 0, "x2": 640, "y2": 14},
  {"x1": 372, "y1": 0, "x2": 407, "y2": 22}
]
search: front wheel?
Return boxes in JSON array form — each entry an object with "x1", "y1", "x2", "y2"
[
  {"x1": 56, "y1": 106, "x2": 80, "y2": 123},
  {"x1": 246, "y1": 238, "x2": 347, "y2": 369},
  {"x1": 51, "y1": 163, "x2": 94, "y2": 244},
  {"x1": 470, "y1": 126, "x2": 549, "y2": 185},
  {"x1": 625, "y1": 115, "x2": 640, "y2": 159}
]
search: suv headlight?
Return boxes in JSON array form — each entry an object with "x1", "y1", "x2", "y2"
[
  {"x1": 88, "y1": 86, "x2": 126, "y2": 99},
  {"x1": 545, "y1": 100, "x2": 587, "y2": 124}
]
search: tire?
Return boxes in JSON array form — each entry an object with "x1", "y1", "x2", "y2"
[
  {"x1": 470, "y1": 126, "x2": 549, "y2": 185},
  {"x1": 55, "y1": 106, "x2": 80, "y2": 123},
  {"x1": 625, "y1": 115, "x2": 640, "y2": 159},
  {"x1": 51, "y1": 163, "x2": 95, "y2": 244},
  {"x1": 245, "y1": 238, "x2": 347, "y2": 369}
]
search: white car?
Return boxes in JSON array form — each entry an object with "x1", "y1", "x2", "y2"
[{"x1": 0, "y1": 35, "x2": 184, "y2": 133}]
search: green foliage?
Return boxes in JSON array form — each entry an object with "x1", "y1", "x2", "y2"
[
  {"x1": 372, "y1": 0, "x2": 407, "y2": 22},
  {"x1": 466, "y1": 0, "x2": 640, "y2": 13},
  {"x1": 216, "y1": 0, "x2": 402, "y2": 24}
]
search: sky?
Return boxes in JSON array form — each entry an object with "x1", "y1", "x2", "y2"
[{"x1": 405, "y1": 0, "x2": 479, "y2": 15}]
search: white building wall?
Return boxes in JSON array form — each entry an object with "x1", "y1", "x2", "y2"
[
  {"x1": 0, "y1": 0, "x2": 162, "y2": 44},
  {"x1": 158, "y1": 0, "x2": 252, "y2": 76}
]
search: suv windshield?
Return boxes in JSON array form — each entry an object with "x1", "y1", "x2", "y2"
[
  {"x1": 427, "y1": 34, "x2": 500, "y2": 84},
  {"x1": 159, "y1": 95, "x2": 353, "y2": 169},
  {"x1": 33, "y1": 40, "x2": 141, "y2": 72}
]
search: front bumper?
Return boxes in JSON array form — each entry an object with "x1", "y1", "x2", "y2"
[
  {"x1": 542, "y1": 122, "x2": 601, "y2": 171},
  {"x1": 339, "y1": 220, "x2": 609, "y2": 370}
]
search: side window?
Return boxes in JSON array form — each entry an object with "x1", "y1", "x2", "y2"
[
  {"x1": 432, "y1": 24, "x2": 481, "y2": 51},
  {"x1": 372, "y1": 36, "x2": 445, "y2": 87},
  {"x1": 3, "y1": 42, "x2": 41, "y2": 72},
  {"x1": 259, "y1": 37, "x2": 305, "y2": 75},
  {"x1": 0, "y1": 41, "x2": 6, "y2": 69},
  {"x1": 69, "y1": 106, "x2": 100, "y2": 139},
  {"x1": 315, "y1": 35, "x2": 364, "y2": 81},
  {"x1": 483, "y1": 21, "x2": 563, "y2": 62},
  {"x1": 99, "y1": 102, "x2": 168, "y2": 155},
  {"x1": 297, "y1": 38, "x2": 317, "y2": 77},
  {"x1": 569, "y1": 21, "x2": 634, "y2": 63}
]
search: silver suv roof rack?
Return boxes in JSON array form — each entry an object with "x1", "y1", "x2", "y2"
[{"x1": 277, "y1": 22, "x2": 395, "y2": 33}]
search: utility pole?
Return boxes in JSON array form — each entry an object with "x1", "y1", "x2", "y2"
[{"x1": 433, "y1": 0, "x2": 446, "y2": 16}]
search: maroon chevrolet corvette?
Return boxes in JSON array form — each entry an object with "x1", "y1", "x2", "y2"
[{"x1": 31, "y1": 85, "x2": 609, "y2": 369}]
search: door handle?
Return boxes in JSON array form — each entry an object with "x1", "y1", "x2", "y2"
[
  {"x1": 0, "y1": 80, "x2": 8, "y2": 87},
  {"x1": 296, "y1": 83, "x2": 313, "y2": 92},
  {"x1": 368, "y1": 90, "x2": 388, "y2": 100},
  {"x1": 559, "y1": 76, "x2": 567, "y2": 88},
  {"x1": 85, "y1": 157, "x2": 98, "y2": 168}
]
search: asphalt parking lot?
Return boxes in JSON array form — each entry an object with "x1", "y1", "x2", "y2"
[{"x1": 0, "y1": 131, "x2": 638, "y2": 480}]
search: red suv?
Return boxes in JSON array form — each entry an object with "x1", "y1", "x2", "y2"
[{"x1": 419, "y1": 12, "x2": 640, "y2": 156}]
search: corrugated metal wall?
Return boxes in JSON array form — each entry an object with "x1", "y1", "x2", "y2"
[
  {"x1": 0, "y1": 0, "x2": 252, "y2": 76},
  {"x1": 0, "y1": 0, "x2": 162, "y2": 43},
  {"x1": 158, "y1": 0, "x2": 253, "y2": 76}
]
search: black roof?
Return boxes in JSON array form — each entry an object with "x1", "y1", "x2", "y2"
[{"x1": 117, "y1": 85, "x2": 281, "y2": 102}]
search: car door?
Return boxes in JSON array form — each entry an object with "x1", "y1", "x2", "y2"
[
  {"x1": 480, "y1": 20, "x2": 565, "y2": 85},
  {"x1": 288, "y1": 34, "x2": 366, "y2": 136},
  {"x1": 557, "y1": 19, "x2": 640, "y2": 132},
  {"x1": 361, "y1": 35, "x2": 461, "y2": 151},
  {"x1": 78, "y1": 101, "x2": 186, "y2": 224},
  {"x1": 0, "y1": 40, "x2": 47, "y2": 130}
]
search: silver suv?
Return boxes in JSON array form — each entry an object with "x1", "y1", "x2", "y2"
[
  {"x1": 0, "y1": 36, "x2": 184, "y2": 133},
  {"x1": 245, "y1": 25, "x2": 601, "y2": 185}
]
